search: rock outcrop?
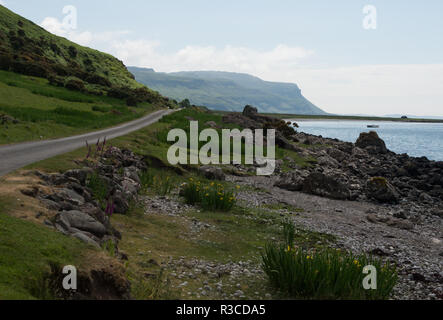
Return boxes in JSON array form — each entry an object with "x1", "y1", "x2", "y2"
[{"x1": 26, "y1": 147, "x2": 147, "y2": 251}]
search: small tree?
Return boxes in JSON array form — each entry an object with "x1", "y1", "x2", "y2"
[{"x1": 179, "y1": 99, "x2": 191, "y2": 108}]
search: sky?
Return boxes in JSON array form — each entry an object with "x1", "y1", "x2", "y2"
[{"x1": 2, "y1": 0, "x2": 443, "y2": 116}]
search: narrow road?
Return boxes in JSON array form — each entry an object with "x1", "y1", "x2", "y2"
[{"x1": 0, "y1": 109, "x2": 174, "y2": 177}]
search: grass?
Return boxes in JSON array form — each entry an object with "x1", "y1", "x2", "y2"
[
  {"x1": 0, "y1": 200, "x2": 92, "y2": 299},
  {"x1": 261, "y1": 222, "x2": 398, "y2": 300},
  {"x1": 0, "y1": 70, "x2": 158, "y2": 145}
]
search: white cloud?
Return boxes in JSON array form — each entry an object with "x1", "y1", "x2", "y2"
[
  {"x1": 0, "y1": 0, "x2": 6, "y2": 6},
  {"x1": 109, "y1": 40, "x2": 313, "y2": 76},
  {"x1": 41, "y1": 16, "x2": 129, "y2": 47},
  {"x1": 39, "y1": 17, "x2": 443, "y2": 117}
]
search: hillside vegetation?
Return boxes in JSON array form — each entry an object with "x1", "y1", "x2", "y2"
[
  {"x1": 0, "y1": 5, "x2": 175, "y2": 108},
  {"x1": 129, "y1": 67, "x2": 327, "y2": 115}
]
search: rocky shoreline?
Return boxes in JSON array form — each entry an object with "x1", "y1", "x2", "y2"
[{"x1": 221, "y1": 106, "x2": 443, "y2": 299}]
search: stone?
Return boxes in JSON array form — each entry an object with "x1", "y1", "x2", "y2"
[
  {"x1": 355, "y1": 131, "x2": 388, "y2": 154},
  {"x1": 64, "y1": 168, "x2": 93, "y2": 185},
  {"x1": 302, "y1": 172, "x2": 350, "y2": 200},
  {"x1": 72, "y1": 232, "x2": 100, "y2": 248},
  {"x1": 275, "y1": 171, "x2": 306, "y2": 191},
  {"x1": 198, "y1": 166, "x2": 226, "y2": 181},
  {"x1": 60, "y1": 210, "x2": 107, "y2": 237},
  {"x1": 366, "y1": 177, "x2": 399, "y2": 203},
  {"x1": 57, "y1": 188, "x2": 85, "y2": 206},
  {"x1": 20, "y1": 186, "x2": 39, "y2": 198}
]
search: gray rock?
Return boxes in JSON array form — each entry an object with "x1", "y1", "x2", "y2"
[
  {"x1": 199, "y1": 166, "x2": 226, "y2": 181},
  {"x1": 302, "y1": 172, "x2": 351, "y2": 200},
  {"x1": 60, "y1": 210, "x2": 107, "y2": 237},
  {"x1": 366, "y1": 177, "x2": 399, "y2": 203},
  {"x1": 355, "y1": 131, "x2": 388, "y2": 154},
  {"x1": 72, "y1": 232, "x2": 100, "y2": 248},
  {"x1": 57, "y1": 188, "x2": 85, "y2": 206}
]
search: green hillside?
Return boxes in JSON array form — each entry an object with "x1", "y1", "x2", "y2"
[
  {"x1": 0, "y1": 5, "x2": 175, "y2": 107},
  {"x1": 129, "y1": 67, "x2": 327, "y2": 115}
]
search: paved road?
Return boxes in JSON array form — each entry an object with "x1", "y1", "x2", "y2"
[{"x1": 0, "y1": 109, "x2": 174, "y2": 177}]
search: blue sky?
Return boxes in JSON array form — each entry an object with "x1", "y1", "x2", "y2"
[{"x1": 2, "y1": 0, "x2": 443, "y2": 116}]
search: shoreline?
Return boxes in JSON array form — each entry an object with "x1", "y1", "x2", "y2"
[{"x1": 269, "y1": 114, "x2": 443, "y2": 123}]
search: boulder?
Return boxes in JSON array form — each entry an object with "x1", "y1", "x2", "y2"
[
  {"x1": 355, "y1": 131, "x2": 388, "y2": 154},
  {"x1": 366, "y1": 177, "x2": 399, "y2": 203},
  {"x1": 302, "y1": 172, "x2": 351, "y2": 200},
  {"x1": 242, "y1": 105, "x2": 258, "y2": 117},
  {"x1": 64, "y1": 168, "x2": 94, "y2": 185},
  {"x1": 198, "y1": 166, "x2": 226, "y2": 181},
  {"x1": 275, "y1": 171, "x2": 307, "y2": 191},
  {"x1": 56, "y1": 188, "x2": 85, "y2": 206},
  {"x1": 72, "y1": 232, "x2": 101, "y2": 248},
  {"x1": 59, "y1": 210, "x2": 107, "y2": 237}
]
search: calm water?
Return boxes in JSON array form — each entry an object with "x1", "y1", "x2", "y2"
[{"x1": 292, "y1": 120, "x2": 443, "y2": 161}]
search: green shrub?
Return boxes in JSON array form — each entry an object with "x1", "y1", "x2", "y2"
[
  {"x1": 261, "y1": 223, "x2": 398, "y2": 300},
  {"x1": 181, "y1": 179, "x2": 236, "y2": 211},
  {"x1": 86, "y1": 172, "x2": 109, "y2": 206}
]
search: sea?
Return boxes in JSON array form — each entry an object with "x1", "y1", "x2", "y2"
[{"x1": 291, "y1": 120, "x2": 443, "y2": 161}]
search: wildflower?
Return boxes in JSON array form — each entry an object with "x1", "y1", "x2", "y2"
[{"x1": 236, "y1": 185, "x2": 241, "y2": 189}]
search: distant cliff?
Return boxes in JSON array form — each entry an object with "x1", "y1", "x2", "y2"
[{"x1": 128, "y1": 67, "x2": 327, "y2": 115}]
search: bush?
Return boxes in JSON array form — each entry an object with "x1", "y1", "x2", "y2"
[
  {"x1": 64, "y1": 78, "x2": 85, "y2": 91},
  {"x1": 181, "y1": 179, "x2": 236, "y2": 211},
  {"x1": 261, "y1": 222, "x2": 398, "y2": 300},
  {"x1": 86, "y1": 172, "x2": 109, "y2": 206}
]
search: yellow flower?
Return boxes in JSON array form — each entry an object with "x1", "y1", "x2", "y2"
[
  {"x1": 236, "y1": 185, "x2": 241, "y2": 189},
  {"x1": 206, "y1": 193, "x2": 209, "y2": 197},
  {"x1": 220, "y1": 197, "x2": 224, "y2": 201}
]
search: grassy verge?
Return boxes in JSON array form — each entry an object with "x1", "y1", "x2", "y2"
[{"x1": 0, "y1": 196, "x2": 93, "y2": 299}]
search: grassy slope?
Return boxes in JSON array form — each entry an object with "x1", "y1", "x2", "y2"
[
  {"x1": 0, "y1": 5, "x2": 140, "y2": 90},
  {"x1": 0, "y1": 195, "x2": 92, "y2": 299},
  {"x1": 129, "y1": 67, "x2": 326, "y2": 115},
  {"x1": 0, "y1": 70, "x2": 158, "y2": 145}
]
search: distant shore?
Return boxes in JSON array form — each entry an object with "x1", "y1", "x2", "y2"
[{"x1": 265, "y1": 113, "x2": 443, "y2": 123}]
